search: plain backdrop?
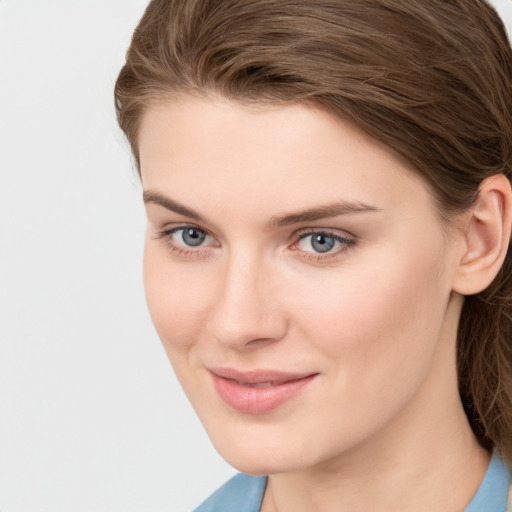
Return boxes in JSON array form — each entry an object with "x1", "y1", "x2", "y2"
[{"x1": 0, "y1": 1, "x2": 511, "y2": 511}]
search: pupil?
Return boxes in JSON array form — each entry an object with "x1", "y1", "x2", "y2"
[
  {"x1": 311, "y1": 234, "x2": 335, "y2": 253},
  {"x1": 182, "y1": 228, "x2": 206, "y2": 247}
]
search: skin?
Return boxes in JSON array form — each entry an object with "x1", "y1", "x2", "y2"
[{"x1": 139, "y1": 95, "x2": 494, "y2": 512}]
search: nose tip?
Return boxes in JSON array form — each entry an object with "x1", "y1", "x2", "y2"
[{"x1": 210, "y1": 310, "x2": 286, "y2": 349}]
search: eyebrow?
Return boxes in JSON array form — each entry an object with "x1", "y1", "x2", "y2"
[
  {"x1": 268, "y1": 201, "x2": 380, "y2": 227},
  {"x1": 143, "y1": 191, "x2": 205, "y2": 222},
  {"x1": 143, "y1": 190, "x2": 380, "y2": 227}
]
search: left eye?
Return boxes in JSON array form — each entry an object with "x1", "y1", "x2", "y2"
[
  {"x1": 297, "y1": 232, "x2": 351, "y2": 253},
  {"x1": 171, "y1": 227, "x2": 210, "y2": 247}
]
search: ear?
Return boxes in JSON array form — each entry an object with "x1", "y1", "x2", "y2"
[{"x1": 453, "y1": 174, "x2": 512, "y2": 296}]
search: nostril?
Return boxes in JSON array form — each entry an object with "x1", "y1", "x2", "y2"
[
  {"x1": 245, "y1": 337, "x2": 278, "y2": 348},
  {"x1": 208, "y1": 315, "x2": 288, "y2": 349}
]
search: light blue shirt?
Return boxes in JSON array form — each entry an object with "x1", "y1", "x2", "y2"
[{"x1": 193, "y1": 452, "x2": 511, "y2": 512}]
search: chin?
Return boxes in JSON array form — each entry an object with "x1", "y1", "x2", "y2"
[
  {"x1": 218, "y1": 446, "x2": 301, "y2": 477},
  {"x1": 205, "y1": 422, "x2": 323, "y2": 476}
]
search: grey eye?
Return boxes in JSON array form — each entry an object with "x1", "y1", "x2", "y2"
[
  {"x1": 296, "y1": 231, "x2": 353, "y2": 255},
  {"x1": 181, "y1": 227, "x2": 207, "y2": 246},
  {"x1": 310, "y1": 233, "x2": 335, "y2": 253}
]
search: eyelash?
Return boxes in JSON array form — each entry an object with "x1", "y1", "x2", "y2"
[
  {"x1": 290, "y1": 229, "x2": 355, "y2": 262},
  {"x1": 155, "y1": 225, "x2": 214, "y2": 258},
  {"x1": 155, "y1": 225, "x2": 356, "y2": 262}
]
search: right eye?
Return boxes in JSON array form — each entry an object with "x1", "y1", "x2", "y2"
[
  {"x1": 171, "y1": 227, "x2": 209, "y2": 247},
  {"x1": 157, "y1": 225, "x2": 217, "y2": 257}
]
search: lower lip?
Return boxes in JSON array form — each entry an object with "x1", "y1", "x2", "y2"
[{"x1": 210, "y1": 373, "x2": 317, "y2": 414}]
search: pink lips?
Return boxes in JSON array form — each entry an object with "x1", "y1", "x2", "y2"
[{"x1": 209, "y1": 367, "x2": 318, "y2": 414}]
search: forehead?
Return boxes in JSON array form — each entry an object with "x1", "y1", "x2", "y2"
[{"x1": 138, "y1": 95, "x2": 435, "y2": 221}]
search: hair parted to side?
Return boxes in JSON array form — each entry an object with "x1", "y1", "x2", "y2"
[{"x1": 115, "y1": 0, "x2": 512, "y2": 464}]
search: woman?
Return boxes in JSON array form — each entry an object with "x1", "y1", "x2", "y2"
[{"x1": 115, "y1": 0, "x2": 512, "y2": 510}]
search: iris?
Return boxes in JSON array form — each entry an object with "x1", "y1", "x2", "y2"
[
  {"x1": 310, "y1": 233, "x2": 335, "y2": 253},
  {"x1": 182, "y1": 228, "x2": 206, "y2": 247}
]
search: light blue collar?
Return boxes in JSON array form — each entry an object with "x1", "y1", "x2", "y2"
[
  {"x1": 192, "y1": 473, "x2": 267, "y2": 512},
  {"x1": 464, "y1": 452, "x2": 510, "y2": 512}
]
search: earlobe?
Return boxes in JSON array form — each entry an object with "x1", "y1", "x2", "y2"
[{"x1": 453, "y1": 174, "x2": 512, "y2": 296}]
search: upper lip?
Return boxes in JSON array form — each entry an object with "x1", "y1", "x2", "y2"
[{"x1": 209, "y1": 367, "x2": 318, "y2": 385}]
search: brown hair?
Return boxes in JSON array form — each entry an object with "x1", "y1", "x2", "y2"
[{"x1": 115, "y1": 0, "x2": 512, "y2": 464}]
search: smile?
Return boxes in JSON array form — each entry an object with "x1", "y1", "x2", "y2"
[{"x1": 209, "y1": 368, "x2": 318, "y2": 414}]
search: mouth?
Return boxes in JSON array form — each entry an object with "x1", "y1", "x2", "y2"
[{"x1": 209, "y1": 368, "x2": 319, "y2": 414}]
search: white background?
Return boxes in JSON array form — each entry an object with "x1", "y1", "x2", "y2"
[{"x1": 0, "y1": 1, "x2": 511, "y2": 511}]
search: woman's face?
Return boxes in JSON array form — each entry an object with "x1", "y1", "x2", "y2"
[{"x1": 139, "y1": 96, "x2": 464, "y2": 475}]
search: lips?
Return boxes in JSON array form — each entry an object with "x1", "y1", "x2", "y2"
[{"x1": 209, "y1": 367, "x2": 318, "y2": 414}]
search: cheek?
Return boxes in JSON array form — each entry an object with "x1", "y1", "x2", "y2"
[
  {"x1": 290, "y1": 237, "x2": 450, "y2": 376},
  {"x1": 143, "y1": 242, "x2": 210, "y2": 353}
]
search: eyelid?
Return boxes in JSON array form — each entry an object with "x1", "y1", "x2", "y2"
[
  {"x1": 155, "y1": 223, "x2": 219, "y2": 257},
  {"x1": 289, "y1": 227, "x2": 356, "y2": 260},
  {"x1": 156, "y1": 222, "x2": 213, "y2": 239},
  {"x1": 291, "y1": 226, "x2": 356, "y2": 243}
]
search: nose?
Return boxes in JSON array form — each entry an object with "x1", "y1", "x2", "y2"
[{"x1": 207, "y1": 253, "x2": 288, "y2": 349}]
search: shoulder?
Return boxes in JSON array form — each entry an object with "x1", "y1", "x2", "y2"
[{"x1": 192, "y1": 473, "x2": 267, "y2": 512}]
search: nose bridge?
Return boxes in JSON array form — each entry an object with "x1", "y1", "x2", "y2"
[{"x1": 208, "y1": 248, "x2": 286, "y2": 348}]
